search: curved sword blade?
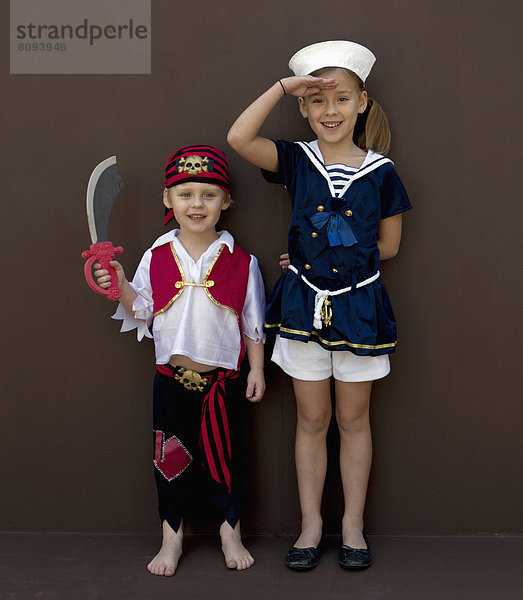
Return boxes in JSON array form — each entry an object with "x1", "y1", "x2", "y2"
[{"x1": 86, "y1": 156, "x2": 124, "y2": 243}]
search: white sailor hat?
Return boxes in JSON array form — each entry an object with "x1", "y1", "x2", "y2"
[{"x1": 288, "y1": 40, "x2": 376, "y2": 83}]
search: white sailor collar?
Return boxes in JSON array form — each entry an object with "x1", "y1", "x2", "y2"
[{"x1": 295, "y1": 140, "x2": 392, "y2": 198}]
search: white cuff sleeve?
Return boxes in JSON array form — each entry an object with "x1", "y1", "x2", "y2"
[
  {"x1": 111, "y1": 286, "x2": 154, "y2": 341},
  {"x1": 110, "y1": 249, "x2": 154, "y2": 341},
  {"x1": 241, "y1": 255, "x2": 266, "y2": 344}
]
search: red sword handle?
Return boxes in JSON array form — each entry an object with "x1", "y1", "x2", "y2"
[{"x1": 82, "y1": 241, "x2": 124, "y2": 301}]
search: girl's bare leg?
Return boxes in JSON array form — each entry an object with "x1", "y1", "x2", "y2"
[
  {"x1": 335, "y1": 380, "x2": 373, "y2": 549},
  {"x1": 292, "y1": 377, "x2": 332, "y2": 548},
  {"x1": 147, "y1": 519, "x2": 183, "y2": 576}
]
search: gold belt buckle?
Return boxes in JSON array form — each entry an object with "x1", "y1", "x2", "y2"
[{"x1": 175, "y1": 367, "x2": 208, "y2": 392}]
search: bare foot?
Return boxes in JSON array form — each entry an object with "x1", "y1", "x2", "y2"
[
  {"x1": 147, "y1": 520, "x2": 183, "y2": 576},
  {"x1": 219, "y1": 520, "x2": 254, "y2": 571}
]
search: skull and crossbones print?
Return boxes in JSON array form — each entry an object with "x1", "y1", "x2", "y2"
[
  {"x1": 176, "y1": 155, "x2": 210, "y2": 176},
  {"x1": 175, "y1": 369, "x2": 208, "y2": 392}
]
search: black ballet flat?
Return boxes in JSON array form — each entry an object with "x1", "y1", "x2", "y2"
[
  {"x1": 285, "y1": 541, "x2": 320, "y2": 571},
  {"x1": 339, "y1": 532, "x2": 372, "y2": 570}
]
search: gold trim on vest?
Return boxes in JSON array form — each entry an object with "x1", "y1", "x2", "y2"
[
  {"x1": 153, "y1": 243, "x2": 186, "y2": 317},
  {"x1": 203, "y1": 245, "x2": 240, "y2": 320},
  {"x1": 154, "y1": 243, "x2": 239, "y2": 320}
]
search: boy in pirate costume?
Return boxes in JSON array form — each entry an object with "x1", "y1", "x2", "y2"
[{"x1": 93, "y1": 145, "x2": 266, "y2": 575}]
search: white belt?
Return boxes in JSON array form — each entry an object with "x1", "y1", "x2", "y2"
[{"x1": 288, "y1": 265, "x2": 380, "y2": 329}]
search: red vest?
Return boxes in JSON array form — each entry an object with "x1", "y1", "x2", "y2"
[{"x1": 149, "y1": 241, "x2": 251, "y2": 368}]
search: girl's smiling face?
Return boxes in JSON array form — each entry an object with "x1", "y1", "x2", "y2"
[
  {"x1": 298, "y1": 68, "x2": 367, "y2": 145},
  {"x1": 163, "y1": 182, "x2": 230, "y2": 235}
]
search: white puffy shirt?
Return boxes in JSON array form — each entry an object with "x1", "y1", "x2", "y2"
[{"x1": 112, "y1": 230, "x2": 266, "y2": 369}]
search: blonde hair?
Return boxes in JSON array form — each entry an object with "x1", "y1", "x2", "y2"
[{"x1": 309, "y1": 67, "x2": 391, "y2": 155}]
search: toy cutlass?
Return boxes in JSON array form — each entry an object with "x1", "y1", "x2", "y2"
[{"x1": 81, "y1": 156, "x2": 124, "y2": 300}]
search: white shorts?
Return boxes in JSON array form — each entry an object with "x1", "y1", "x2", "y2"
[{"x1": 272, "y1": 335, "x2": 390, "y2": 382}]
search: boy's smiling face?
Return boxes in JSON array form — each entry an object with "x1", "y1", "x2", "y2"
[{"x1": 163, "y1": 182, "x2": 230, "y2": 236}]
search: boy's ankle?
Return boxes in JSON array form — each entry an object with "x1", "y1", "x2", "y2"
[{"x1": 220, "y1": 520, "x2": 240, "y2": 536}]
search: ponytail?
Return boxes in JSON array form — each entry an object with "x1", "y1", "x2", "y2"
[{"x1": 354, "y1": 97, "x2": 391, "y2": 155}]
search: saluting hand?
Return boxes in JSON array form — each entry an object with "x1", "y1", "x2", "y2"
[{"x1": 279, "y1": 75, "x2": 338, "y2": 98}]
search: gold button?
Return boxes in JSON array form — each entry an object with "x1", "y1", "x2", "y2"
[
  {"x1": 311, "y1": 232, "x2": 318, "y2": 238},
  {"x1": 332, "y1": 268, "x2": 339, "y2": 274},
  {"x1": 304, "y1": 264, "x2": 312, "y2": 270},
  {"x1": 345, "y1": 210, "x2": 353, "y2": 217},
  {"x1": 316, "y1": 205, "x2": 324, "y2": 212}
]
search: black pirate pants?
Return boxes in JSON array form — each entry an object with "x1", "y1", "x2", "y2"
[{"x1": 152, "y1": 365, "x2": 246, "y2": 533}]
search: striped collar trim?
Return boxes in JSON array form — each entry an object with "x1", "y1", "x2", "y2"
[{"x1": 295, "y1": 140, "x2": 392, "y2": 197}]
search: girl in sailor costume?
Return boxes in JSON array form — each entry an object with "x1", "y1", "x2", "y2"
[
  {"x1": 228, "y1": 41, "x2": 411, "y2": 570},
  {"x1": 92, "y1": 145, "x2": 266, "y2": 575}
]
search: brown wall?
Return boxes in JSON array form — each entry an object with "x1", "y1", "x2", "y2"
[{"x1": 3, "y1": 0, "x2": 522, "y2": 535}]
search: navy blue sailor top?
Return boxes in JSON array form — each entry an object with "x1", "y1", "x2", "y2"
[{"x1": 261, "y1": 139, "x2": 412, "y2": 356}]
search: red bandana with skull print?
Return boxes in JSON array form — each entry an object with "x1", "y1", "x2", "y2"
[{"x1": 164, "y1": 145, "x2": 231, "y2": 224}]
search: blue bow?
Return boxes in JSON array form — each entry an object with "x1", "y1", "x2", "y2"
[{"x1": 310, "y1": 211, "x2": 358, "y2": 247}]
